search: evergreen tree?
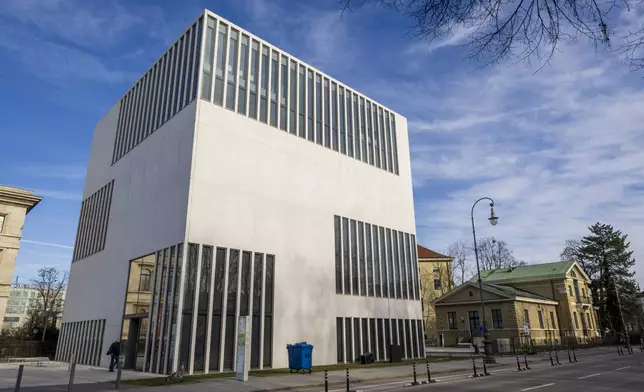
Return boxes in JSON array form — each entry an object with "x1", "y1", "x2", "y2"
[{"x1": 566, "y1": 223, "x2": 640, "y2": 333}]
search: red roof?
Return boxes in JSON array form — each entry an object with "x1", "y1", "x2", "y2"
[{"x1": 417, "y1": 245, "x2": 451, "y2": 260}]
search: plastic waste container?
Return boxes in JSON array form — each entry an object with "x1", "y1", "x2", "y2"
[{"x1": 286, "y1": 342, "x2": 313, "y2": 373}]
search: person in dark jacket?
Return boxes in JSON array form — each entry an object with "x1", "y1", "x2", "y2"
[{"x1": 107, "y1": 338, "x2": 120, "y2": 372}]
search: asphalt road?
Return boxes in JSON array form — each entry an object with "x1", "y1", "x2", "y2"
[{"x1": 341, "y1": 351, "x2": 644, "y2": 392}]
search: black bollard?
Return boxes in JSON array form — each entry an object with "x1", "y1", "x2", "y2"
[
  {"x1": 524, "y1": 354, "x2": 531, "y2": 370},
  {"x1": 413, "y1": 363, "x2": 418, "y2": 385},
  {"x1": 549, "y1": 351, "x2": 555, "y2": 367},
  {"x1": 346, "y1": 368, "x2": 350, "y2": 392},
  {"x1": 555, "y1": 350, "x2": 561, "y2": 365},
  {"x1": 426, "y1": 361, "x2": 434, "y2": 383},
  {"x1": 324, "y1": 370, "x2": 328, "y2": 392},
  {"x1": 472, "y1": 356, "x2": 479, "y2": 377},
  {"x1": 115, "y1": 365, "x2": 122, "y2": 389},
  {"x1": 568, "y1": 348, "x2": 572, "y2": 363},
  {"x1": 572, "y1": 348, "x2": 578, "y2": 363},
  {"x1": 516, "y1": 355, "x2": 523, "y2": 371},
  {"x1": 14, "y1": 364, "x2": 24, "y2": 392},
  {"x1": 483, "y1": 357, "x2": 489, "y2": 376},
  {"x1": 68, "y1": 361, "x2": 76, "y2": 392}
]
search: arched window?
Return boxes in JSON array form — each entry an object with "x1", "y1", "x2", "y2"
[{"x1": 139, "y1": 269, "x2": 152, "y2": 292}]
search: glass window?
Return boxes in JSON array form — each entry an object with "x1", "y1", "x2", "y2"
[
  {"x1": 448, "y1": 311, "x2": 457, "y2": 330},
  {"x1": 360, "y1": 98, "x2": 367, "y2": 163},
  {"x1": 468, "y1": 311, "x2": 480, "y2": 335},
  {"x1": 366, "y1": 223, "x2": 373, "y2": 297},
  {"x1": 332, "y1": 83, "x2": 338, "y2": 151},
  {"x1": 386, "y1": 228, "x2": 394, "y2": 297},
  {"x1": 373, "y1": 225, "x2": 381, "y2": 297},
  {"x1": 385, "y1": 111, "x2": 393, "y2": 172},
  {"x1": 214, "y1": 23, "x2": 228, "y2": 106},
  {"x1": 315, "y1": 74, "x2": 322, "y2": 145},
  {"x1": 346, "y1": 91, "x2": 353, "y2": 157},
  {"x1": 353, "y1": 95, "x2": 361, "y2": 160},
  {"x1": 289, "y1": 60, "x2": 297, "y2": 134},
  {"x1": 523, "y1": 309, "x2": 530, "y2": 326},
  {"x1": 379, "y1": 107, "x2": 387, "y2": 171},
  {"x1": 226, "y1": 29, "x2": 238, "y2": 110},
  {"x1": 411, "y1": 235, "x2": 419, "y2": 300},
  {"x1": 492, "y1": 309, "x2": 503, "y2": 329},
  {"x1": 324, "y1": 78, "x2": 330, "y2": 148},
  {"x1": 342, "y1": 217, "x2": 350, "y2": 294},
  {"x1": 307, "y1": 71, "x2": 314, "y2": 141},
  {"x1": 298, "y1": 67, "x2": 305, "y2": 138},
  {"x1": 263, "y1": 255, "x2": 275, "y2": 367},
  {"x1": 252, "y1": 253, "x2": 263, "y2": 314},
  {"x1": 336, "y1": 318, "x2": 344, "y2": 363},
  {"x1": 249, "y1": 40, "x2": 259, "y2": 119},
  {"x1": 538, "y1": 310, "x2": 544, "y2": 329},
  {"x1": 392, "y1": 230, "x2": 401, "y2": 299},
  {"x1": 373, "y1": 104, "x2": 380, "y2": 168},
  {"x1": 366, "y1": 101, "x2": 374, "y2": 165},
  {"x1": 399, "y1": 231, "x2": 408, "y2": 299},
  {"x1": 350, "y1": 219, "x2": 358, "y2": 295},
  {"x1": 550, "y1": 311, "x2": 556, "y2": 329},
  {"x1": 280, "y1": 55, "x2": 288, "y2": 130},
  {"x1": 259, "y1": 46, "x2": 269, "y2": 122},
  {"x1": 0, "y1": 215, "x2": 4, "y2": 233},
  {"x1": 358, "y1": 221, "x2": 366, "y2": 295},
  {"x1": 339, "y1": 87, "x2": 346, "y2": 154},
  {"x1": 573, "y1": 312, "x2": 579, "y2": 328},
  {"x1": 391, "y1": 114, "x2": 399, "y2": 174},
  {"x1": 227, "y1": 250, "x2": 239, "y2": 311},
  {"x1": 335, "y1": 215, "x2": 342, "y2": 294},
  {"x1": 270, "y1": 51, "x2": 278, "y2": 127},
  {"x1": 345, "y1": 318, "x2": 353, "y2": 362},
  {"x1": 240, "y1": 251, "x2": 251, "y2": 315},
  {"x1": 237, "y1": 34, "x2": 249, "y2": 114},
  {"x1": 433, "y1": 279, "x2": 441, "y2": 290}
]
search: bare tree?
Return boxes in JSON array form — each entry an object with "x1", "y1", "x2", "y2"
[
  {"x1": 341, "y1": 0, "x2": 643, "y2": 69},
  {"x1": 29, "y1": 267, "x2": 67, "y2": 341},
  {"x1": 476, "y1": 237, "x2": 524, "y2": 270},
  {"x1": 447, "y1": 240, "x2": 471, "y2": 285}
]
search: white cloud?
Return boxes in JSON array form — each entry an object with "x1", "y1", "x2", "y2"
[
  {"x1": 35, "y1": 189, "x2": 82, "y2": 201},
  {"x1": 21, "y1": 240, "x2": 74, "y2": 250},
  {"x1": 19, "y1": 163, "x2": 87, "y2": 180}
]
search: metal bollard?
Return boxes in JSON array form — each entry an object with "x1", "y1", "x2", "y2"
[
  {"x1": 483, "y1": 357, "x2": 489, "y2": 376},
  {"x1": 324, "y1": 370, "x2": 328, "y2": 392},
  {"x1": 472, "y1": 356, "x2": 479, "y2": 377},
  {"x1": 567, "y1": 348, "x2": 572, "y2": 363},
  {"x1": 14, "y1": 364, "x2": 24, "y2": 392},
  {"x1": 516, "y1": 355, "x2": 523, "y2": 371},
  {"x1": 555, "y1": 350, "x2": 561, "y2": 365},
  {"x1": 346, "y1": 368, "x2": 350, "y2": 392},
  {"x1": 524, "y1": 354, "x2": 530, "y2": 370},
  {"x1": 572, "y1": 348, "x2": 578, "y2": 363},
  {"x1": 68, "y1": 353, "x2": 75, "y2": 372},
  {"x1": 426, "y1": 361, "x2": 434, "y2": 383},
  {"x1": 115, "y1": 364, "x2": 122, "y2": 389},
  {"x1": 68, "y1": 361, "x2": 76, "y2": 392},
  {"x1": 413, "y1": 362, "x2": 418, "y2": 385},
  {"x1": 549, "y1": 351, "x2": 555, "y2": 367}
]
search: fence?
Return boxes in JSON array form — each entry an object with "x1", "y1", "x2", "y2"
[
  {"x1": 0, "y1": 339, "x2": 56, "y2": 361},
  {"x1": 495, "y1": 331, "x2": 643, "y2": 356}
]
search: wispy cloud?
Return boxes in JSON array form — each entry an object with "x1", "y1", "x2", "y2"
[
  {"x1": 22, "y1": 239, "x2": 74, "y2": 250},
  {"x1": 35, "y1": 189, "x2": 82, "y2": 201},
  {"x1": 405, "y1": 24, "x2": 478, "y2": 56},
  {"x1": 19, "y1": 163, "x2": 86, "y2": 180}
]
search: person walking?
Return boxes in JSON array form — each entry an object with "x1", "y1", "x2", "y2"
[{"x1": 107, "y1": 338, "x2": 120, "y2": 372}]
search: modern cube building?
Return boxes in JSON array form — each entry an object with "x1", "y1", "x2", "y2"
[{"x1": 57, "y1": 9, "x2": 422, "y2": 374}]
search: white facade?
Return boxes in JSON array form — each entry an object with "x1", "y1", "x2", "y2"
[
  {"x1": 3, "y1": 284, "x2": 65, "y2": 328},
  {"x1": 60, "y1": 9, "x2": 422, "y2": 374}
]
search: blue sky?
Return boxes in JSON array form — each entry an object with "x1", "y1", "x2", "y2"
[{"x1": 1, "y1": 0, "x2": 643, "y2": 287}]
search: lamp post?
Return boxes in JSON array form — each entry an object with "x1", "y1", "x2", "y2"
[{"x1": 471, "y1": 197, "x2": 498, "y2": 364}]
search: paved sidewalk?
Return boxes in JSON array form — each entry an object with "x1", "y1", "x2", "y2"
[{"x1": 0, "y1": 346, "x2": 618, "y2": 392}]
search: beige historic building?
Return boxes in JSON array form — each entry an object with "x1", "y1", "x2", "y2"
[
  {"x1": 433, "y1": 261, "x2": 600, "y2": 348},
  {"x1": 0, "y1": 186, "x2": 42, "y2": 330},
  {"x1": 417, "y1": 245, "x2": 454, "y2": 343},
  {"x1": 4, "y1": 283, "x2": 65, "y2": 328}
]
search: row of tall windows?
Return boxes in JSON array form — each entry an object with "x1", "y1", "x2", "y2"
[
  {"x1": 72, "y1": 180, "x2": 114, "y2": 262},
  {"x1": 55, "y1": 319, "x2": 106, "y2": 366},
  {"x1": 120, "y1": 243, "x2": 275, "y2": 375},
  {"x1": 200, "y1": 15, "x2": 400, "y2": 175},
  {"x1": 112, "y1": 17, "x2": 203, "y2": 164},
  {"x1": 334, "y1": 216, "x2": 419, "y2": 300},
  {"x1": 335, "y1": 317, "x2": 424, "y2": 363}
]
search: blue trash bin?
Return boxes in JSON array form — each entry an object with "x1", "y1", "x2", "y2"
[{"x1": 286, "y1": 342, "x2": 313, "y2": 373}]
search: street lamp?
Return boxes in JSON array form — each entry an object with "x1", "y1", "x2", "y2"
[{"x1": 471, "y1": 197, "x2": 498, "y2": 364}]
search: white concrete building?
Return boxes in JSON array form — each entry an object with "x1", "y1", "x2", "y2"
[{"x1": 58, "y1": 9, "x2": 422, "y2": 374}]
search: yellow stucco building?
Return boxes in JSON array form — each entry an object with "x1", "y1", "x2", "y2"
[
  {"x1": 0, "y1": 186, "x2": 42, "y2": 330},
  {"x1": 417, "y1": 245, "x2": 453, "y2": 343},
  {"x1": 433, "y1": 261, "x2": 600, "y2": 348}
]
